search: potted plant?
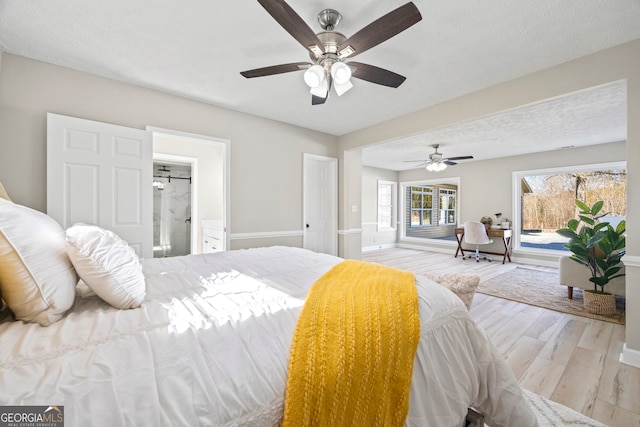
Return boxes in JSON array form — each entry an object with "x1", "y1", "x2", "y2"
[
  {"x1": 556, "y1": 199, "x2": 626, "y2": 315},
  {"x1": 480, "y1": 216, "x2": 492, "y2": 229}
]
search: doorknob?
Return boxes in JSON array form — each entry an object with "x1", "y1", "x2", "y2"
[{"x1": 306, "y1": 224, "x2": 310, "y2": 228}]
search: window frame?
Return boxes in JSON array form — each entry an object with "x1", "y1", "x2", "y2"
[
  {"x1": 400, "y1": 177, "x2": 461, "y2": 243},
  {"x1": 511, "y1": 161, "x2": 627, "y2": 255},
  {"x1": 377, "y1": 180, "x2": 397, "y2": 232},
  {"x1": 410, "y1": 185, "x2": 434, "y2": 227},
  {"x1": 439, "y1": 188, "x2": 457, "y2": 225}
]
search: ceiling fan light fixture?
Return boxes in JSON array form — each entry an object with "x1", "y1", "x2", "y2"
[
  {"x1": 426, "y1": 162, "x2": 447, "y2": 172},
  {"x1": 303, "y1": 64, "x2": 325, "y2": 88},
  {"x1": 330, "y1": 61, "x2": 352, "y2": 85},
  {"x1": 334, "y1": 79, "x2": 353, "y2": 96},
  {"x1": 309, "y1": 78, "x2": 329, "y2": 97},
  {"x1": 241, "y1": 1, "x2": 423, "y2": 105}
]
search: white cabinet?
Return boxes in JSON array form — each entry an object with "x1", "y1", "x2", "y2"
[{"x1": 202, "y1": 220, "x2": 224, "y2": 253}]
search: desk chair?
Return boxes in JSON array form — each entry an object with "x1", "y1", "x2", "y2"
[{"x1": 463, "y1": 221, "x2": 493, "y2": 262}]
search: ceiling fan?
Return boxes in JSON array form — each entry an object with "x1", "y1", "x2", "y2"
[
  {"x1": 405, "y1": 145, "x2": 474, "y2": 171},
  {"x1": 240, "y1": 0, "x2": 422, "y2": 105}
]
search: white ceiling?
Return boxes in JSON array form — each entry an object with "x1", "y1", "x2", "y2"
[{"x1": 1, "y1": 0, "x2": 638, "y2": 168}]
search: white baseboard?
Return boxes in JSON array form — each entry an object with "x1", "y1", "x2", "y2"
[
  {"x1": 230, "y1": 230, "x2": 303, "y2": 240},
  {"x1": 337, "y1": 228, "x2": 363, "y2": 235},
  {"x1": 362, "y1": 243, "x2": 397, "y2": 252},
  {"x1": 397, "y1": 242, "x2": 454, "y2": 255},
  {"x1": 623, "y1": 255, "x2": 640, "y2": 268},
  {"x1": 620, "y1": 343, "x2": 640, "y2": 368},
  {"x1": 509, "y1": 256, "x2": 559, "y2": 268}
]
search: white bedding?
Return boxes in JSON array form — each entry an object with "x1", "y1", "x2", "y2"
[{"x1": 0, "y1": 246, "x2": 537, "y2": 426}]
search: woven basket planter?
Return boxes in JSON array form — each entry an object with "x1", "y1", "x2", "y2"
[{"x1": 583, "y1": 290, "x2": 616, "y2": 316}]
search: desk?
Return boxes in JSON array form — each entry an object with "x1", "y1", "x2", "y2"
[{"x1": 454, "y1": 227, "x2": 512, "y2": 264}]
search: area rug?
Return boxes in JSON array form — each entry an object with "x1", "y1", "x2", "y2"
[{"x1": 477, "y1": 267, "x2": 625, "y2": 325}]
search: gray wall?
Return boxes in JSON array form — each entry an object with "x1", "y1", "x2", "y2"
[{"x1": 0, "y1": 53, "x2": 338, "y2": 250}]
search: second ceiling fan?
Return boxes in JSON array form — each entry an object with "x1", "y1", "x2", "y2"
[
  {"x1": 240, "y1": 0, "x2": 422, "y2": 105},
  {"x1": 405, "y1": 145, "x2": 474, "y2": 171}
]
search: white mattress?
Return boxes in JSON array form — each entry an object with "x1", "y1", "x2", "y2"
[{"x1": 0, "y1": 246, "x2": 537, "y2": 426}]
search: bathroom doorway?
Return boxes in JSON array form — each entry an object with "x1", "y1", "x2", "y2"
[
  {"x1": 150, "y1": 127, "x2": 229, "y2": 254},
  {"x1": 152, "y1": 159, "x2": 194, "y2": 257}
]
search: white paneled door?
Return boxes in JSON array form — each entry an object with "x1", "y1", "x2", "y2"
[
  {"x1": 47, "y1": 113, "x2": 153, "y2": 258},
  {"x1": 303, "y1": 154, "x2": 338, "y2": 256}
]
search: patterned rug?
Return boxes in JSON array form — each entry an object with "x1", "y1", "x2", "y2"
[{"x1": 477, "y1": 267, "x2": 625, "y2": 325}]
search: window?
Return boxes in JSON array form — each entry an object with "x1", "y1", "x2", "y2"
[
  {"x1": 439, "y1": 189, "x2": 457, "y2": 225},
  {"x1": 513, "y1": 162, "x2": 626, "y2": 252},
  {"x1": 410, "y1": 186, "x2": 433, "y2": 226},
  {"x1": 401, "y1": 178, "x2": 460, "y2": 241},
  {"x1": 377, "y1": 181, "x2": 397, "y2": 231}
]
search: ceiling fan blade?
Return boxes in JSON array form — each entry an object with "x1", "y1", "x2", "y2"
[
  {"x1": 444, "y1": 155, "x2": 474, "y2": 161},
  {"x1": 310, "y1": 79, "x2": 330, "y2": 105},
  {"x1": 312, "y1": 95, "x2": 327, "y2": 105},
  {"x1": 258, "y1": 0, "x2": 324, "y2": 54},
  {"x1": 413, "y1": 162, "x2": 429, "y2": 168},
  {"x1": 337, "y1": 2, "x2": 422, "y2": 59},
  {"x1": 403, "y1": 159, "x2": 429, "y2": 162},
  {"x1": 444, "y1": 161, "x2": 458, "y2": 166},
  {"x1": 240, "y1": 62, "x2": 311, "y2": 78},
  {"x1": 349, "y1": 62, "x2": 406, "y2": 88}
]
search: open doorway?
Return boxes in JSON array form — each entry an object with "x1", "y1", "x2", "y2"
[
  {"x1": 152, "y1": 160, "x2": 194, "y2": 257},
  {"x1": 149, "y1": 127, "x2": 230, "y2": 254}
]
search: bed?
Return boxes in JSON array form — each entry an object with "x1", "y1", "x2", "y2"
[{"x1": 0, "y1": 198, "x2": 538, "y2": 426}]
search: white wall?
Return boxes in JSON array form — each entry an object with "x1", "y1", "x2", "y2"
[{"x1": 0, "y1": 53, "x2": 338, "y2": 251}]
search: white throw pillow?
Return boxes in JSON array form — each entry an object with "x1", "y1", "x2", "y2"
[
  {"x1": 65, "y1": 224, "x2": 145, "y2": 309},
  {"x1": 0, "y1": 198, "x2": 77, "y2": 326}
]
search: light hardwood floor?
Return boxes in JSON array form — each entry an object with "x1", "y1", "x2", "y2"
[{"x1": 362, "y1": 248, "x2": 640, "y2": 427}]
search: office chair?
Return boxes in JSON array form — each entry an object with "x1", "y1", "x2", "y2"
[{"x1": 463, "y1": 221, "x2": 493, "y2": 262}]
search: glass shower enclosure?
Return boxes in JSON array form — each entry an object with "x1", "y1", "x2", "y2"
[{"x1": 152, "y1": 162, "x2": 192, "y2": 257}]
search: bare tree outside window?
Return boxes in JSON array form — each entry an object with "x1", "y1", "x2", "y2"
[{"x1": 521, "y1": 168, "x2": 626, "y2": 250}]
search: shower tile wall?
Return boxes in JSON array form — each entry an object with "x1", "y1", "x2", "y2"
[{"x1": 153, "y1": 164, "x2": 191, "y2": 257}]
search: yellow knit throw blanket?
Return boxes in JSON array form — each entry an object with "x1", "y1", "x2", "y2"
[{"x1": 282, "y1": 260, "x2": 420, "y2": 427}]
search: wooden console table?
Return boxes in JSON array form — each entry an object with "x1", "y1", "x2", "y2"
[{"x1": 454, "y1": 227, "x2": 512, "y2": 264}]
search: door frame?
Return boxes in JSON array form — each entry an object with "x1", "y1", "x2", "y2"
[
  {"x1": 303, "y1": 153, "x2": 338, "y2": 255},
  {"x1": 147, "y1": 126, "x2": 231, "y2": 252},
  {"x1": 152, "y1": 153, "x2": 198, "y2": 255}
]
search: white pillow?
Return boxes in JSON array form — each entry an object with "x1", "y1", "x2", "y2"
[
  {"x1": 0, "y1": 198, "x2": 77, "y2": 326},
  {"x1": 65, "y1": 224, "x2": 145, "y2": 309}
]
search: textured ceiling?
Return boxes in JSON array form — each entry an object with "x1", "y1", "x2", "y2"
[
  {"x1": 363, "y1": 81, "x2": 628, "y2": 170},
  {"x1": 0, "y1": 0, "x2": 638, "y2": 167}
]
